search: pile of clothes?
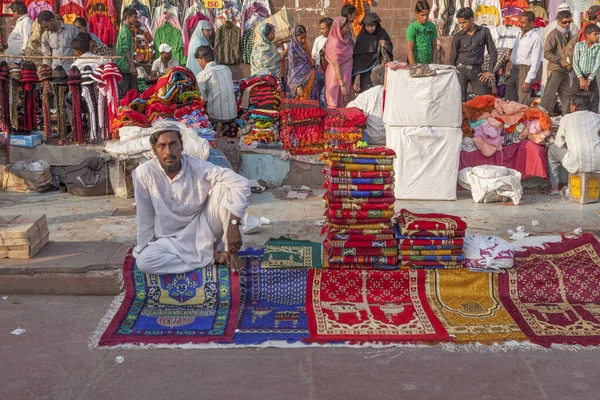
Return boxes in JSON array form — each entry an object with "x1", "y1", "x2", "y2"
[
  {"x1": 323, "y1": 107, "x2": 368, "y2": 150},
  {"x1": 113, "y1": 67, "x2": 212, "y2": 135},
  {"x1": 238, "y1": 75, "x2": 283, "y2": 144},
  {"x1": 394, "y1": 209, "x2": 467, "y2": 269},
  {"x1": 279, "y1": 98, "x2": 325, "y2": 154},
  {"x1": 322, "y1": 148, "x2": 398, "y2": 270},
  {"x1": 461, "y1": 95, "x2": 552, "y2": 156}
]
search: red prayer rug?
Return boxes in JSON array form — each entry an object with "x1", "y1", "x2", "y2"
[
  {"x1": 498, "y1": 234, "x2": 600, "y2": 347},
  {"x1": 306, "y1": 269, "x2": 449, "y2": 342}
]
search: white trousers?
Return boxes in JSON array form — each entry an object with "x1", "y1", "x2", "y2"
[{"x1": 136, "y1": 185, "x2": 231, "y2": 274}]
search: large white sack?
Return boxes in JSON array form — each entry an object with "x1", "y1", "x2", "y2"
[
  {"x1": 383, "y1": 68, "x2": 461, "y2": 127},
  {"x1": 104, "y1": 120, "x2": 211, "y2": 161},
  {"x1": 386, "y1": 125, "x2": 462, "y2": 200},
  {"x1": 458, "y1": 166, "x2": 523, "y2": 205}
]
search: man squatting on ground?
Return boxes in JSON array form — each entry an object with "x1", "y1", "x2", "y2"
[{"x1": 132, "y1": 123, "x2": 251, "y2": 274}]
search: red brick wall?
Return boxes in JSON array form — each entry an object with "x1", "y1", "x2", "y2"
[{"x1": 0, "y1": 0, "x2": 416, "y2": 60}]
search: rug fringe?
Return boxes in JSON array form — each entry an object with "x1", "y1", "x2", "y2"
[{"x1": 89, "y1": 292, "x2": 125, "y2": 349}]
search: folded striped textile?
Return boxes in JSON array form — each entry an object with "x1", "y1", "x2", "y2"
[
  {"x1": 327, "y1": 239, "x2": 398, "y2": 247},
  {"x1": 327, "y1": 247, "x2": 398, "y2": 256},
  {"x1": 401, "y1": 264, "x2": 464, "y2": 269},
  {"x1": 328, "y1": 190, "x2": 395, "y2": 198},
  {"x1": 327, "y1": 157, "x2": 395, "y2": 165},
  {"x1": 328, "y1": 177, "x2": 395, "y2": 184},
  {"x1": 327, "y1": 209, "x2": 395, "y2": 219},
  {"x1": 327, "y1": 196, "x2": 395, "y2": 204},
  {"x1": 326, "y1": 229, "x2": 395, "y2": 236},
  {"x1": 397, "y1": 209, "x2": 468, "y2": 231},
  {"x1": 400, "y1": 228, "x2": 467, "y2": 238},
  {"x1": 400, "y1": 250, "x2": 463, "y2": 256},
  {"x1": 396, "y1": 236, "x2": 465, "y2": 247},
  {"x1": 399, "y1": 255, "x2": 465, "y2": 262},
  {"x1": 328, "y1": 163, "x2": 394, "y2": 172},
  {"x1": 327, "y1": 222, "x2": 393, "y2": 230},
  {"x1": 326, "y1": 169, "x2": 395, "y2": 178},
  {"x1": 329, "y1": 147, "x2": 396, "y2": 156},
  {"x1": 326, "y1": 183, "x2": 395, "y2": 191},
  {"x1": 325, "y1": 263, "x2": 398, "y2": 270},
  {"x1": 327, "y1": 233, "x2": 396, "y2": 241},
  {"x1": 401, "y1": 260, "x2": 464, "y2": 267},
  {"x1": 329, "y1": 255, "x2": 398, "y2": 265},
  {"x1": 328, "y1": 217, "x2": 392, "y2": 225},
  {"x1": 399, "y1": 245, "x2": 463, "y2": 250},
  {"x1": 328, "y1": 202, "x2": 394, "y2": 211}
]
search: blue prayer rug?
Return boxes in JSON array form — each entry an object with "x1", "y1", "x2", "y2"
[
  {"x1": 235, "y1": 249, "x2": 309, "y2": 344},
  {"x1": 98, "y1": 250, "x2": 239, "y2": 347}
]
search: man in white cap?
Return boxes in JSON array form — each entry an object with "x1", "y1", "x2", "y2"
[
  {"x1": 542, "y1": 3, "x2": 580, "y2": 89},
  {"x1": 133, "y1": 122, "x2": 251, "y2": 274},
  {"x1": 151, "y1": 43, "x2": 180, "y2": 79}
]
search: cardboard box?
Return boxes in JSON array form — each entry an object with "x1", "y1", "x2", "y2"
[
  {"x1": 9, "y1": 133, "x2": 43, "y2": 148},
  {"x1": 570, "y1": 172, "x2": 600, "y2": 205},
  {"x1": 0, "y1": 215, "x2": 49, "y2": 259}
]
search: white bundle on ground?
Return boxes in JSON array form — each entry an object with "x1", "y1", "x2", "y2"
[
  {"x1": 458, "y1": 166, "x2": 523, "y2": 205},
  {"x1": 464, "y1": 234, "x2": 514, "y2": 272},
  {"x1": 104, "y1": 120, "x2": 211, "y2": 161}
]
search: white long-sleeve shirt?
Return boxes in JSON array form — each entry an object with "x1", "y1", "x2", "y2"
[
  {"x1": 132, "y1": 155, "x2": 251, "y2": 269},
  {"x1": 510, "y1": 29, "x2": 544, "y2": 84},
  {"x1": 6, "y1": 15, "x2": 33, "y2": 56},
  {"x1": 311, "y1": 35, "x2": 327, "y2": 69},
  {"x1": 555, "y1": 111, "x2": 600, "y2": 174},
  {"x1": 347, "y1": 85, "x2": 385, "y2": 145}
]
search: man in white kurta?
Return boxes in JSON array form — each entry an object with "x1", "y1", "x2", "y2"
[{"x1": 132, "y1": 123, "x2": 251, "y2": 274}]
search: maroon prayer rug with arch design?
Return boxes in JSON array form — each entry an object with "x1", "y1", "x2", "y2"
[{"x1": 498, "y1": 234, "x2": 600, "y2": 347}]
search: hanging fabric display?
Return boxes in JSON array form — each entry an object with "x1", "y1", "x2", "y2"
[
  {"x1": 9, "y1": 63, "x2": 20, "y2": 131},
  {"x1": 68, "y1": 66, "x2": 83, "y2": 143},
  {"x1": 101, "y1": 63, "x2": 121, "y2": 139},
  {"x1": 0, "y1": 61, "x2": 11, "y2": 133},
  {"x1": 53, "y1": 66, "x2": 69, "y2": 140},
  {"x1": 80, "y1": 66, "x2": 99, "y2": 142},
  {"x1": 38, "y1": 64, "x2": 54, "y2": 139},
  {"x1": 19, "y1": 61, "x2": 38, "y2": 132}
]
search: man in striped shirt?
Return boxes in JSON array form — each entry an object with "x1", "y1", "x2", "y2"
[
  {"x1": 195, "y1": 45, "x2": 237, "y2": 137},
  {"x1": 572, "y1": 24, "x2": 600, "y2": 113}
]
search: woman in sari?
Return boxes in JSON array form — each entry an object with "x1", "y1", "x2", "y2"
[
  {"x1": 352, "y1": 13, "x2": 393, "y2": 94},
  {"x1": 250, "y1": 23, "x2": 288, "y2": 77},
  {"x1": 286, "y1": 25, "x2": 317, "y2": 100},
  {"x1": 324, "y1": 16, "x2": 353, "y2": 108},
  {"x1": 186, "y1": 20, "x2": 213, "y2": 77}
]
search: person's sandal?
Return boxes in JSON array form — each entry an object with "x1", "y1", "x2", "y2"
[{"x1": 542, "y1": 188, "x2": 561, "y2": 196}]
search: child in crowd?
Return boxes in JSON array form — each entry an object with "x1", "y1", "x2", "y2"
[{"x1": 572, "y1": 23, "x2": 600, "y2": 113}]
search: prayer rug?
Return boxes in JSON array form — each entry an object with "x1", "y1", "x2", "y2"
[
  {"x1": 306, "y1": 269, "x2": 449, "y2": 342},
  {"x1": 262, "y1": 237, "x2": 322, "y2": 268},
  {"x1": 426, "y1": 269, "x2": 526, "y2": 343},
  {"x1": 98, "y1": 251, "x2": 239, "y2": 347},
  {"x1": 498, "y1": 234, "x2": 600, "y2": 347},
  {"x1": 236, "y1": 249, "x2": 309, "y2": 344}
]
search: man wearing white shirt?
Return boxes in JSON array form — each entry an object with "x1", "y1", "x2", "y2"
[
  {"x1": 347, "y1": 65, "x2": 385, "y2": 145},
  {"x1": 4, "y1": 1, "x2": 32, "y2": 59},
  {"x1": 71, "y1": 33, "x2": 106, "y2": 71},
  {"x1": 545, "y1": 93, "x2": 600, "y2": 195},
  {"x1": 507, "y1": 11, "x2": 544, "y2": 104},
  {"x1": 312, "y1": 17, "x2": 332, "y2": 100}
]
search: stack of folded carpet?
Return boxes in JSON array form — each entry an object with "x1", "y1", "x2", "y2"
[
  {"x1": 242, "y1": 109, "x2": 279, "y2": 144},
  {"x1": 322, "y1": 148, "x2": 398, "y2": 270},
  {"x1": 279, "y1": 98, "x2": 325, "y2": 154},
  {"x1": 238, "y1": 75, "x2": 283, "y2": 145},
  {"x1": 395, "y1": 209, "x2": 466, "y2": 269},
  {"x1": 323, "y1": 107, "x2": 367, "y2": 149}
]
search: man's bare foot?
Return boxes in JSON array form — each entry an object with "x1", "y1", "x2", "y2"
[{"x1": 227, "y1": 253, "x2": 243, "y2": 274}]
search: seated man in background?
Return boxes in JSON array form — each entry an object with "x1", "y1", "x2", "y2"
[
  {"x1": 347, "y1": 65, "x2": 385, "y2": 145},
  {"x1": 151, "y1": 43, "x2": 179, "y2": 79},
  {"x1": 133, "y1": 123, "x2": 251, "y2": 274},
  {"x1": 545, "y1": 93, "x2": 600, "y2": 195},
  {"x1": 195, "y1": 45, "x2": 237, "y2": 137}
]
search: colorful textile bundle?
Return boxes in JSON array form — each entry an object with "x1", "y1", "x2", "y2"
[
  {"x1": 53, "y1": 66, "x2": 69, "y2": 140},
  {"x1": 68, "y1": 66, "x2": 84, "y2": 143},
  {"x1": 38, "y1": 64, "x2": 53, "y2": 139},
  {"x1": 323, "y1": 107, "x2": 368, "y2": 150},
  {"x1": 19, "y1": 62, "x2": 39, "y2": 132},
  {"x1": 279, "y1": 99, "x2": 326, "y2": 154},
  {"x1": 238, "y1": 75, "x2": 283, "y2": 145},
  {"x1": 9, "y1": 63, "x2": 20, "y2": 131},
  {"x1": 394, "y1": 209, "x2": 467, "y2": 269},
  {"x1": 322, "y1": 147, "x2": 398, "y2": 270},
  {"x1": 0, "y1": 61, "x2": 10, "y2": 133},
  {"x1": 80, "y1": 67, "x2": 99, "y2": 142},
  {"x1": 240, "y1": 109, "x2": 280, "y2": 145},
  {"x1": 91, "y1": 66, "x2": 109, "y2": 140},
  {"x1": 101, "y1": 63, "x2": 122, "y2": 138}
]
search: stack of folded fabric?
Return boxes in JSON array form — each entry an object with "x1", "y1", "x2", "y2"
[
  {"x1": 241, "y1": 109, "x2": 279, "y2": 144},
  {"x1": 279, "y1": 98, "x2": 325, "y2": 154},
  {"x1": 238, "y1": 75, "x2": 284, "y2": 145},
  {"x1": 395, "y1": 209, "x2": 467, "y2": 269},
  {"x1": 322, "y1": 148, "x2": 398, "y2": 270},
  {"x1": 323, "y1": 107, "x2": 368, "y2": 150}
]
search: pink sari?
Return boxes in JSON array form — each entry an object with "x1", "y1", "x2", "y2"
[{"x1": 325, "y1": 16, "x2": 353, "y2": 108}]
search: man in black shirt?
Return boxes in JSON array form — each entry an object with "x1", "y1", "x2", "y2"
[{"x1": 450, "y1": 7, "x2": 498, "y2": 102}]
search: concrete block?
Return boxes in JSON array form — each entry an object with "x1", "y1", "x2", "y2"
[{"x1": 239, "y1": 153, "x2": 290, "y2": 187}]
